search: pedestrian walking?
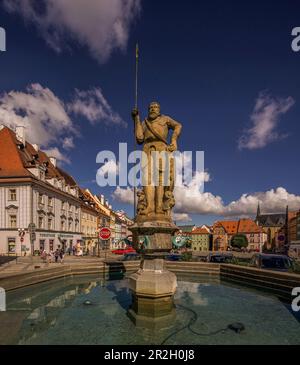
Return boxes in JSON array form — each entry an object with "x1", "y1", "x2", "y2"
[
  {"x1": 49, "y1": 251, "x2": 54, "y2": 263},
  {"x1": 54, "y1": 249, "x2": 59, "y2": 263},
  {"x1": 41, "y1": 250, "x2": 47, "y2": 263},
  {"x1": 59, "y1": 249, "x2": 65, "y2": 263}
]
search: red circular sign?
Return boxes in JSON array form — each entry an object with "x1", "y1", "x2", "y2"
[{"x1": 99, "y1": 227, "x2": 111, "y2": 240}]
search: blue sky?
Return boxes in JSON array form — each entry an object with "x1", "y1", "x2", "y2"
[{"x1": 0, "y1": 0, "x2": 300, "y2": 225}]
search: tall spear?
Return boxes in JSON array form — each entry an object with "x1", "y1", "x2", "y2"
[{"x1": 133, "y1": 43, "x2": 139, "y2": 217}]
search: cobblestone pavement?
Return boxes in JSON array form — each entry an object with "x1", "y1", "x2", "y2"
[{"x1": 0, "y1": 251, "x2": 118, "y2": 275}]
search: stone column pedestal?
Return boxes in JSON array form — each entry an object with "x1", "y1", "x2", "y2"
[
  {"x1": 128, "y1": 258, "x2": 177, "y2": 326},
  {"x1": 130, "y1": 220, "x2": 179, "y2": 253}
]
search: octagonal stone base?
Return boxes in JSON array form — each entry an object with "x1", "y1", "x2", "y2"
[
  {"x1": 127, "y1": 306, "x2": 176, "y2": 331},
  {"x1": 128, "y1": 258, "x2": 177, "y2": 320}
]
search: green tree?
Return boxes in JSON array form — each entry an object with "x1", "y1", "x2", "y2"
[{"x1": 230, "y1": 234, "x2": 248, "y2": 249}]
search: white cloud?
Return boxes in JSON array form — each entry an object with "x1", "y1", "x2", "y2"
[
  {"x1": 68, "y1": 88, "x2": 127, "y2": 127},
  {"x1": 3, "y1": 0, "x2": 141, "y2": 63},
  {"x1": 224, "y1": 187, "x2": 300, "y2": 216},
  {"x1": 113, "y1": 184, "x2": 300, "y2": 217},
  {"x1": 112, "y1": 186, "x2": 134, "y2": 204},
  {"x1": 238, "y1": 91, "x2": 295, "y2": 150},
  {"x1": 175, "y1": 185, "x2": 300, "y2": 217},
  {"x1": 43, "y1": 147, "x2": 71, "y2": 165},
  {"x1": 0, "y1": 83, "x2": 126, "y2": 164},
  {"x1": 172, "y1": 213, "x2": 192, "y2": 222},
  {"x1": 0, "y1": 83, "x2": 75, "y2": 148},
  {"x1": 62, "y1": 137, "x2": 74, "y2": 150},
  {"x1": 173, "y1": 170, "x2": 224, "y2": 215}
]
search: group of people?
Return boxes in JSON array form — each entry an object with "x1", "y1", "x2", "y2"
[
  {"x1": 66, "y1": 245, "x2": 83, "y2": 256},
  {"x1": 40, "y1": 245, "x2": 84, "y2": 263},
  {"x1": 40, "y1": 248, "x2": 65, "y2": 264}
]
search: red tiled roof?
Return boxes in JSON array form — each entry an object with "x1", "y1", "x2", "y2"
[{"x1": 0, "y1": 127, "x2": 31, "y2": 177}]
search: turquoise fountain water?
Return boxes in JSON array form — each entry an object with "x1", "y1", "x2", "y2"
[{"x1": 1, "y1": 273, "x2": 299, "y2": 345}]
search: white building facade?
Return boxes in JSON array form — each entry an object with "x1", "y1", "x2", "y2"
[
  {"x1": 0, "y1": 178, "x2": 83, "y2": 255},
  {"x1": 0, "y1": 125, "x2": 83, "y2": 255}
]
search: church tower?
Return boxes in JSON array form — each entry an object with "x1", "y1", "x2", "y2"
[{"x1": 255, "y1": 203, "x2": 261, "y2": 225}]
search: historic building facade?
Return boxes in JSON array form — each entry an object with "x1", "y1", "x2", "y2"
[
  {"x1": 190, "y1": 227, "x2": 211, "y2": 252},
  {"x1": 212, "y1": 219, "x2": 266, "y2": 251},
  {"x1": 79, "y1": 189, "x2": 99, "y2": 255},
  {"x1": 255, "y1": 204, "x2": 297, "y2": 250},
  {"x1": 0, "y1": 125, "x2": 83, "y2": 255}
]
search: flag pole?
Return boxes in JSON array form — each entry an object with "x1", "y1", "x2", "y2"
[{"x1": 134, "y1": 43, "x2": 139, "y2": 217}]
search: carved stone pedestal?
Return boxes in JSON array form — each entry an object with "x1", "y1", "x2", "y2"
[
  {"x1": 130, "y1": 219, "x2": 178, "y2": 253},
  {"x1": 128, "y1": 258, "x2": 177, "y2": 326}
]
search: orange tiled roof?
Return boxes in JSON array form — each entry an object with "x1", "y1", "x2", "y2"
[
  {"x1": 237, "y1": 218, "x2": 263, "y2": 233},
  {"x1": 190, "y1": 227, "x2": 210, "y2": 235},
  {"x1": 213, "y1": 219, "x2": 263, "y2": 234},
  {"x1": 0, "y1": 126, "x2": 78, "y2": 183},
  {"x1": 0, "y1": 127, "x2": 31, "y2": 177},
  {"x1": 220, "y1": 221, "x2": 239, "y2": 234},
  {"x1": 0, "y1": 125, "x2": 78, "y2": 190}
]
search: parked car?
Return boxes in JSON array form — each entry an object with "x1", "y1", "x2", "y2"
[
  {"x1": 250, "y1": 253, "x2": 293, "y2": 271},
  {"x1": 112, "y1": 246, "x2": 136, "y2": 255},
  {"x1": 120, "y1": 253, "x2": 141, "y2": 261},
  {"x1": 207, "y1": 253, "x2": 233, "y2": 263}
]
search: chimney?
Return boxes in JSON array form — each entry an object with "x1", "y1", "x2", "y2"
[
  {"x1": 49, "y1": 157, "x2": 57, "y2": 167},
  {"x1": 100, "y1": 194, "x2": 104, "y2": 205},
  {"x1": 109, "y1": 205, "x2": 112, "y2": 210},
  {"x1": 105, "y1": 199, "x2": 109, "y2": 207},
  {"x1": 16, "y1": 126, "x2": 26, "y2": 146},
  {"x1": 32, "y1": 144, "x2": 39, "y2": 152}
]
